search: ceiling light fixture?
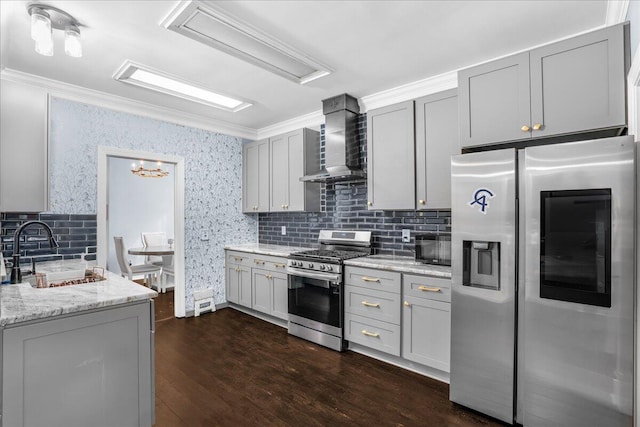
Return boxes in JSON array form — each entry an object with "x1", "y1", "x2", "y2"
[
  {"x1": 113, "y1": 60, "x2": 253, "y2": 112},
  {"x1": 162, "y1": 1, "x2": 333, "y2": 85},
  {"x1": 27, "y1": 4, "x2": 82, "y2": 58},
  {"x1": 131, "y1": 160, "x2": 170, "y2": 178}
]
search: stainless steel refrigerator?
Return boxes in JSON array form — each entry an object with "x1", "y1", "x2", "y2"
[{"x1": 449, "y1": 136, "x2": 635, "y2": 426}]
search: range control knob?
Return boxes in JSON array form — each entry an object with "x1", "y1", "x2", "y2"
[
  {"x1": 320, "y1": 265, "x2": 326, "y2": 270},
  {"x1": 326, "y1": 265, "x2": 333, "y2": 272},
  {"x1": 308, "y1": 263, "x2": 314, "y2": 269}
]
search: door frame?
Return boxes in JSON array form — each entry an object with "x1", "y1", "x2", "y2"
[{"x1": 97, "y1": 146, "x2": 186, "y2": 318}]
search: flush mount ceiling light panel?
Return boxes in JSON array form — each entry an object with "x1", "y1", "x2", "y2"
[
  {"x1": 161, "y1": 1, "x2": 333, "y2": 85},
  {"x1": 27, "y1": 3, "x2": 82, "y2": 57},
  {"x1": 113, "y1": 60, "x2": 253, "y2": 112}
]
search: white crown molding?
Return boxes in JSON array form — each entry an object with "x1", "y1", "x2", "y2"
[
  {"x1": 256, "y1": 109, "x2": 324, "y2": 140},
  {"x1": 606, "y1": 0, "x2": 629, "y2": 26},
  {"x1": 0, "y1": 68, "x2": 258, "y2": 140},
  {"x1": 359, "y1": 71, "x2": 458, "y2": 112}
]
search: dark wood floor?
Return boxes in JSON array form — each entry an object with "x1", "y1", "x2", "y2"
[{"x1": 153, "y1": 292, "x2": 504, "y2": 427}]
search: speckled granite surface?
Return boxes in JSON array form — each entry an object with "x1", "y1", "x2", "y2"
[
  {"x1": 1, "y1": 261, "x2": 157, "y2": 326},
  {"x1": 224, "y1": 243, "x2": 314, "y2": 258},
  {"x1": 344, "y1": 255, "x2": 452, "y2": 278}
]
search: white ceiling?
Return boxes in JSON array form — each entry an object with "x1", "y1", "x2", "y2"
[{"x1": 0, "y1": 0, "x2": 611, "y2": 138}]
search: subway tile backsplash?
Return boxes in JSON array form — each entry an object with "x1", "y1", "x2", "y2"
[
  {"x1": 1, "y1": 212, "x2": 97, "y2": 266},
  {"x1": 258, "y1": 113, "x2": 451, "y2": 257}
]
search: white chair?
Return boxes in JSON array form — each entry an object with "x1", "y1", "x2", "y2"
[
  {"x1": 113, "y1": 236, "x2": 161, "y2": 288},
  {"x1": 160, "y1": 263, "x2": 174, "y2": 294},
  {"x1": 141, "y1": 232, "x2": 166, "y2": 266}
]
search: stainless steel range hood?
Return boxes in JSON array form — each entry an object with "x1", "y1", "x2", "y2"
[{"x1": 301, "y1": 94, "x2": 365, "y2": 183}]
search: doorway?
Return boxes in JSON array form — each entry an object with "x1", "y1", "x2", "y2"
[{"x1": 97, "y1": 146, "x2": 186, "y2": 317}]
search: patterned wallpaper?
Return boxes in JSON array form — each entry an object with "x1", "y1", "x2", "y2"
[{"x1": 48, "y1": 98, "x2": 257, "y2": 311}]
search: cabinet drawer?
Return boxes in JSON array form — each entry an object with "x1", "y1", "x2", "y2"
[
  {"x1": 225, "y1": 251, "x2": 253, "y2": 267},
  {"x1": 344, "y1": 266, "x2": 401, "y2": 293},
  {"x1": 251, "y1": 254, "x2": 288, "y2": 272},
  {"x1": 345, "y1": 313, "x2": 400, "y2": 356},
  {"x1": 344, "y1": 286, "x2": 401, "y2": 325},
  {"x1": 403, "y1": 274, "x2": 451, "y2": 303}
]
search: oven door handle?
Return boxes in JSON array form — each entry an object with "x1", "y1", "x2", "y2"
[{"x1": 287, "y1": 268, "x2": 341, "y2": 284}]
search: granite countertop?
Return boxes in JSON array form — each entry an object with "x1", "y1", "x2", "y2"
[
  {"x1": 1, "y1": 260, "x2": 157, "y2": 327},
  {"x1": 224, "y1": 242, "x2": 313, "y2": 257},
  {"x1": 344, "y1": 255, "x2": 452, "y2": 278}
]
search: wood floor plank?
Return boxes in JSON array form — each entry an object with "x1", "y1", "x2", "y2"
[{"x1": 153, "y1": 293, "x2": 504, "y2": 427}]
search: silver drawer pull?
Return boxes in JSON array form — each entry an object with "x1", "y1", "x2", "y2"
[
  {"x1": 361, "y1": 276, "x2": 381, "y2": 283},
  {"x1": 418, "y1": 285, "x2": 441, "y2": 292},
  {"x1": 361, "y1": 301, "x2": 380, "y2": 308},
  {"x1": 361, "y1": 330, "x2": 380, "y2": 338}
]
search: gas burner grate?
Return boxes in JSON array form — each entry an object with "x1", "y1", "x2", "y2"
[{"x1": 290, "y1": 249, "x2": 368, "y2": 262}]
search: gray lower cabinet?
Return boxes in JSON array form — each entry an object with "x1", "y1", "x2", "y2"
[
  {"x1": 251, "y1": 268, "x2": 288, "y2": 321},
  {"x1": 242, "y1": 139, "x2": 269, "y2": 212},
  {"x1": 459, "y1": 22, "x2": 627, "y2": 148},
  {"x1": 366, "y1": 101, "x2": 415, "y2": 210},
  {"x1": 0, "y1": 79, "x2": 49, "y2": 212},
  {"x1": 2, "y1": 301, "x2": 154, "y2": 427},
  {"x1": 225, "y1": 250, "x2": 289, "y2": 322},
  {"x1": 269, "y1": 128, "x2": 321, "y2": 212},
  {"x1": 226, "y1": 251, "x2": 252, "y2": 307},
  {"x1": 344, "y1": 266, "x2": 401, "y2": 356},
  {"x1": 402, "y1": 274, "x2": 451, "y2": 372},
  {"x1": 415, "y1": 89, "x2": 460, "y2": 209},
  {"x1": 344, "y1": 266, "x2": 452, "y2": 373}
]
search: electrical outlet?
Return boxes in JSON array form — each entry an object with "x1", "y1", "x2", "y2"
[
  {"x1": 401, "y1": 229, "x2": 411, "y2": 243},
  {"x1": 281, "y1": 226, "x2": 286, "y2": 236},
  {"x1": 201, "y1": 232, "x2": 209, "y2": 241}
]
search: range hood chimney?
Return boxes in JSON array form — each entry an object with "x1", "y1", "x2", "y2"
[{"x1": 300, "y1": 93, "x2": 365, "y2": 183}]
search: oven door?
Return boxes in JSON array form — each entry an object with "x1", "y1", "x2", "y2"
[{"x1": 287, "y1": 270, "x2": 342, "y2": 330}]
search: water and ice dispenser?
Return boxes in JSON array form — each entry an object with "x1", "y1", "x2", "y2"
[{"x1": 462, "y1": 241, "x2": 500, "y2": 290}]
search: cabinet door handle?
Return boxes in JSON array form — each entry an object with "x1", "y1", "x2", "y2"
[
  {"x1": 521, "y1": 125, "x2": 530, "y2": 132},
  {"x1": 361, "y1": 301, "x2": 380, "y2": 308},
  {"x1": 274, "y1": 263, "x2": 286, "y2": 268},
  {"x1": 361, "y1": 276, "x2": 381, "y2": 283},
  {"x1": 361, "y1": 330, "x2": 380, "y2": 338},
  {"x1": 404, "y1": 301, "x2": 411, "y2": 307},
  {"x1": 266, "y1": 274, "x2": 273, "y2": 279},
  {"x1": 233, "y1": 257, "x2": 243, "y2": 262},
  {"x1": 533, "y1": 123, "x2": 543, "y2": 131},
  {"x1": 418, "y1": 199, "x2": 425, "y2": 205},
  {"x1": 281, "y1": 204, "x2": 285, "y2": 209},
  {"x1": 254, "y1": 260, "x2": 265, "y2": 265},
  {"x1": 367, "y1": 201, "x2": 373, "y2": 206},
  {"x1": 284, "y1": 204, "x2": 289, "y2": 209},
  {"x1": 418, "y1": 285, "x2": 441, "y2": 292},
  {"x1": 235, "y1": 267, "x2": 240, "y2": 272}
]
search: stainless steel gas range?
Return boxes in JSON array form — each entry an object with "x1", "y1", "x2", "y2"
[{"x1": 287, "y1": 230, "x2": 371, "y2": 351}]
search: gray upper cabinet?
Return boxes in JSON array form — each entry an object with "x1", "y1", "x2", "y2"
[
  {"x1": 459, "y1": 23, "x2": 627, "y2": 148},
  {"x1": 0, "y1": 79, "x2": 49, "y2": 212},
  {"x1": 458, "y1": 53, "x2": 531, "y2": 148},
  {"x1": 269, "y1": 128, "x2": 320, "y2": 212},
  {"x1": 415, "y1": 89, "x2": 460, "y2": 209},
  {"x1": 242, "y1": 139, "x2": 269, "y2": 213},
  {"x1": 529, "y1": 23, "x2": 626, "y2": 138},
  {"x1": 367, "y1": 101, "x2": 415, "y2": 210}
]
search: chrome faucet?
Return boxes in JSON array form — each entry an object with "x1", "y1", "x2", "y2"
[{"x1": 10, "y1": 220, "x2": 59, "y2": 284}]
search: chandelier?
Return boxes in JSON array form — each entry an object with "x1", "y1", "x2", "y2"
[
  {"x1": 28, "y1": 4, "x2": 82, "y2": 57},
  {"x1": 131, "y1": 161, "x2": 169, "y2": 178}
]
